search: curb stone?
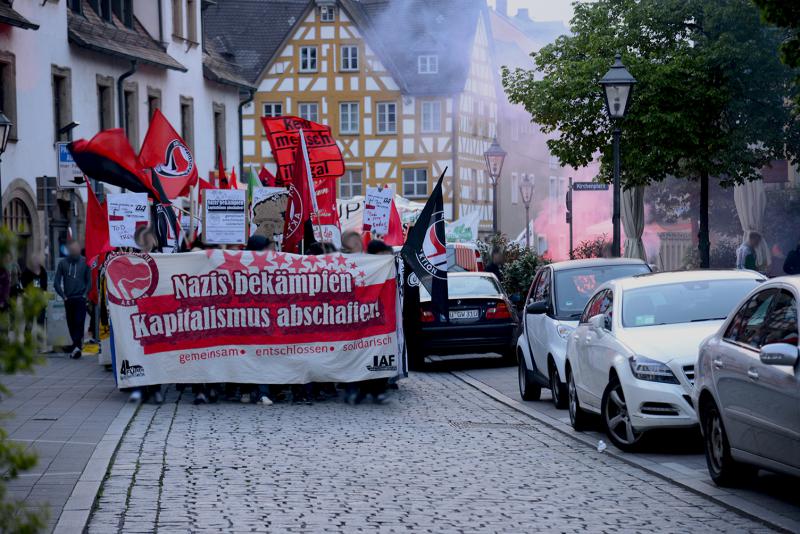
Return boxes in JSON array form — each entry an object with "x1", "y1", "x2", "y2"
[
  {"x1": 452, "y1": 370, "x2": 797, "y2": 534},
  {"x1": 52, "y1": 402, "x2": 139, "y2": 534}
]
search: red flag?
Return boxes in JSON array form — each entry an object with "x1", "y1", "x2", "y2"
[
  {"x1": 384, "y1": 200, "x2": 404, "y2": 246},
  {"x1": 138, "y1": 109, "x2": 198, "y2": 199},
  {"x1": 258, "y1": 165, "x2": 276, "y2": 187},
  {"x1": 282, "y1": 142, "x2": 313, "y2": 253},
  {"x1": 217, "y1": 146, "x2": 228, "y2": 189},
  {"x1": 229, "y1": 167, "x2": 239, "y2": 190},
  {"x1": 198, "y1": 177, "x2": 214, "y2": 190},
  {"x1": 69, "y1": 129, "x2": 156, "y2": 196},
  {"x1": 84, "y1": 181, "x2": 112, "y2": 268}
]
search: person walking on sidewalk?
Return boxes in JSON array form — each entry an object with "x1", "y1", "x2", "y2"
[{"x1": 54, "y1": 240, "x2": 90, "y2": 359}]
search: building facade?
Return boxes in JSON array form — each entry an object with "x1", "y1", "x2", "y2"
[
  {"x1": 0, "y1": 0, "x2": 248, "y2": 267},
  {"x1": 206, "y1": 0, "x2": 498, "y2": 225}
]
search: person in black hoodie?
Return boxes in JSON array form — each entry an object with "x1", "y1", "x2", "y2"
[
  {"x1": 784, "y1": 239, "x2": 800, "y2": 275},
  {"x1": 54, "y1": 241, "x2": 90, "y2": 359}
]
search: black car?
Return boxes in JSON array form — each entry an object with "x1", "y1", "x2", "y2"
[{"x1": 409, "y1": 272, "x2": 518, "y2": 369}]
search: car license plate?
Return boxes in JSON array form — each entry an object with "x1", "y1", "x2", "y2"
[{"x1": 450, "y1": 309, "x2": 479, "y2": 320}]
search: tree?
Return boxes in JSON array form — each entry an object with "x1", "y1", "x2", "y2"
[
  {"x1": 0, "y1": 226, "x2": 49, "y2": 533},
  {"x1": 502, "y1": 0, "x2": 800, "y2": 268},
  {"x1": 753, "y1": 0, "x2": 800, "y2": 69}
]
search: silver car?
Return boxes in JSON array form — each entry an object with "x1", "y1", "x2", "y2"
[{"x1": 693, "y1": 276, "x2": 800, "y2": 485}]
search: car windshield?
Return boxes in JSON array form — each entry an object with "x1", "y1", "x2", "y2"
[
  {"x1": 622, "y1": 279, "x2": 761, "y2": 328},
  {"x1": 554, "y1": 264, "x2": 649, "y2": 319},
  {"x1": 420, "y1": 276, "x2": 501, "y2": 300}
]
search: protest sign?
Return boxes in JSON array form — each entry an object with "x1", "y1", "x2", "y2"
[
  {"x1": 250, "y1": 187, "x2": 288, "y2": 238},
  {"x1": 203, "y1": 189, "x2": 246, "y2": 245},
  {"x1": 363, "y1": 186, "x2": 393, "y2": 235},
  {"x1": 445, "y1": 210, "x2": 481, "y2": 243},
  {"x1": 105, "y1": 250, "x2": 401, "y2": 386},
  {"x1": 106, "y1": 193, "x2": 150, "y2": 248}
]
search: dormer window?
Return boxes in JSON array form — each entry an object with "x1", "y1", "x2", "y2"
[
  {"x1": 418, "y1": 55, "x2": 438, "y2": 74},
  {"x1": 319, "y1": 5, "x2": 335, "y2": 22}
]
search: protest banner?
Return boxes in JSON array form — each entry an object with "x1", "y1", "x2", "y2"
[
  {"x1": 250, "y1": 187, "x2": 288, "y2": 239},
  {"x1": 203, "y1": 188, "x2": 247, "y2": 245},
  {"x1": 338, "y1": 195, "x2": 424, "y2": 233},
  {"x1": 363, "y1": 186, "x2": 393, "y2": 235},
  {"x1": 445, "y1": 210, "x2": 481, "y2": 243},
  {"x1": 104, "y1": 250, "x2": 401, "y2": 386},
  {"x1": 106, "y1": 192, "x2": 150, "y2": 248}
]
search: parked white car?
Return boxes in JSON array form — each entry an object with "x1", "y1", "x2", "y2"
[
  {"x1": 693, "y1": 276, "x2": 800, "y2": 485},
  {"x1": 517, "y1": 259, "x2": 651, "y2": 406},
  {"x1": 565, "y1": 270, "x2": 764, "y2": 451}
]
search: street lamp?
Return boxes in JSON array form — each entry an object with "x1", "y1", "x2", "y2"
[
  {"x1": 519, "y1": 174, "x2": 534, "y2": 248},
  {"x1": 599, "y1": 53, "x2": 636, "y2": 257},
  {"x1": 0, "y1": 112, "x2": 12, "y2": 218},
  {"x1": 484, "y1": 137, "x2": 506, "y2": 235}
]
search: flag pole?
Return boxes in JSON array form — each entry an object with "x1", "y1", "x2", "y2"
[{"x1": 299, "y1": 128, "x2": 324, "y2": 244}]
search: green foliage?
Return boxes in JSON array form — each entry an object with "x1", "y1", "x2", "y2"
[
  {"x1": 477, "y1": 235, "x2": 549, "y2": 304},
  {"x1": 501, "y1": 0, "x2": 800, "y2": 188},
  {"x1": 0, "y1": 226, "x2": 48, "y2": 533},
  {"x1": 752, "y1": 0, "x2": 800, "y2": 69},
  {"x1": 571, "y1": 234, "x2": 611, "y2": 259}
]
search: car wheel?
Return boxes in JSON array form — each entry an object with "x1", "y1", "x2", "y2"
[
  {"x1": 701, "y1": 400, "x2": 755, "y2": 486},
  {"x1": 549, "y1": 364, "x2": 568, "y2": 409},
  {"x1": 518, "y1": 356, "x2": 541, "y2": 401},
  {"x1": 601, "y1": 377, "x2": 644, "y2": 452},
  {"x1": 567, "y1": 367, "x2": 588, "y2": 431}
]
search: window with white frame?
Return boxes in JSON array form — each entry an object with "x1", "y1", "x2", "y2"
[
  {"x1": 299, "y1": 102, "x2": 318, "y2": 122},
  {"x1": 511, "y1": 173, "x2": 519, "y2": 204},
  {"x1": 403, "y1": 168, "x2": 428, "y2": 198},
  {"x1": 421, "y1": 101, "x2": 441, "y2": 133},
  {"x1": 418, "y1": 54, "x2": 438, "y2": 74},
  {"x1": 376, "y1": 102, "x2": 396, "y2": 134},
  {"x1": 300, "y1": 46, "x2": 317, "y2": 72},
  {"x1": 339, "y1": 102, "x2": 359, "y2": 134},
  {"x1": 339, "y1": 169, "x2": 362, "y2": 198},
  {"x1": 548, "y1": 155, "x2": 559, "y2": 169},
  {"x1": 263, "y1": 102, "x2": 282, "y2": 118},
  {"x1": 319, "y1": 5, "x2": 335, "y2": 22},
  {"x1": 341, "y1": 45, "x2": 359, "y2": 71}
]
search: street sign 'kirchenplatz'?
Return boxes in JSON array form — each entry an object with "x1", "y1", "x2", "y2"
[{"x1": 572, "y1": 182, "x2": 609, "y2": 191}]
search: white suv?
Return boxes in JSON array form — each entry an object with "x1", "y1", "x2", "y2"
[{"x1": 517, "y1": 259, "x2": 651, "y2": 407}]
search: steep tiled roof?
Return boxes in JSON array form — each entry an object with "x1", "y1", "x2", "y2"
[
  {"x1": 203, "y1": 0, "x2": 309, "y2": 84},
  {"x1": 68, "y1": 0, "x2": 185, "y2": 71},
  {"x1": 203, "y1": 0, "x2": 484, "y2": 95},
  {"x1": 0, "y1": 1, "x2": 38, "y2": 30},
  {"x1": 203, "y1": 38, "x2": 256, "y2": 90}
]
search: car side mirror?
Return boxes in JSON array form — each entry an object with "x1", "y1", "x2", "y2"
[
  {"x1": 759, "y1": 343, "x2": 799, "y2": 367},
  {"x1": 526, "y1": 300, "x2": 549, "y2": 315},
  {"x1": 589, "y1": 314, "x2": 610, "y2": 332}
]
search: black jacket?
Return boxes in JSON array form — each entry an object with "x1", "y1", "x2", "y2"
[
  {"x1": 784, "y1": 247, "x2": 800, "y2": 275},
  {"x1": 54, "y1": 256, "x2": 90, "y2": 299}
]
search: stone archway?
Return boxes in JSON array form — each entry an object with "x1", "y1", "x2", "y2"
[{"x1": 2, "y1": 178, "x2": 42, "y2": 265}]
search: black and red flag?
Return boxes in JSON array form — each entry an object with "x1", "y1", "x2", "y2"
[
  {"x1": 138, "y1": 109, "x2": 198, "y2": 199},
  {"x1": 68, "y1": 129, "x2": 156, "y2": 196},
  {"x1": 401, "y1": 170, "x2": 449, "y2": 321}
]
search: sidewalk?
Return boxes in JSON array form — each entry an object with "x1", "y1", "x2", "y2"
[{"x1": 2, "y1": 353, "x2": 133, "y2": 533}]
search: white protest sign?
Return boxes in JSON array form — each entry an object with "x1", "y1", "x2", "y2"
[
  {"x1": 363, "y1": 187, "x2": 394, "y2": 234},
  {"x1": 204, "y1": 189, "x2": 247, "y2": 245},
  {"x1": 107, "y1": 193, "x2": 150, "y2": 248}
]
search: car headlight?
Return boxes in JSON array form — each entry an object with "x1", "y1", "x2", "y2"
[
  {"x1": 628, "y1": 356, "x2": 679, "y2": 384},
  {"x1": 556, "y1": 324, "x2": 574, "y2": 340}
]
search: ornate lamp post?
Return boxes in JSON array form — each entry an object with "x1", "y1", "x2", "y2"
[
  {"x1": 519, "y1": 174, "x2": 534, "y2": 248},
  {"x1": 599, "y1": 53, "x2": 636, "y2": 257},
  {"x1": 483, "y1": 137, "x2": 507, "y2": 235},
  {"x1": 0, "y1": 112, "x2": 12, "y2": 216}
]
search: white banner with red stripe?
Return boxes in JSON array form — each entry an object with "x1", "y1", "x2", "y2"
[{"x1": 104, "y1": 250, "x2": 401, "y2": 387}]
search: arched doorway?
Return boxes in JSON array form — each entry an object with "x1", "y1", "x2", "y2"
[{"x1": 3, "y1": 194, "x2": 34, "y2": 263}]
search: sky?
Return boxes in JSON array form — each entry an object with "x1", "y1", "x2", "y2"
[{"x1": 485, "y1": 0, "x2": 576, "y2": 24}]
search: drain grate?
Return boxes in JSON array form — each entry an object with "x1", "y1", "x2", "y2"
[
  {"x1": 32, "y1": 417, "x2": 58, "y2": 421},
  {"x1": 449, "y1": 421, "x2": 532, "y2": 430}
]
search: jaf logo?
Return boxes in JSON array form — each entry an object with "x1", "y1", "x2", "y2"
[
  {"x1": 155, "y1": 139, "x2": 194, "y2": 178},
  {"x1": 119, "y1": 360, "x2": 145, "y2": 379},
  {"x1": 105, "y1": 253, "x2": 159, "y2": 306},
  {"x1": 416, "y1": 210, "x2": 447, "y2": 280},
  {"x1": 367, "y1": 354, "x2": 397, "y2": 372},
  {"x1": 284, "y1": 184, "x2": 304, "y2": 238}
]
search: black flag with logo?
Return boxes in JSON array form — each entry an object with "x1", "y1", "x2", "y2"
[{"x1": 401, "y1": 169, "x2": 449, "y2": 322}]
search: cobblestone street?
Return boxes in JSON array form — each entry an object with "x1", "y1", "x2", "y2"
[{"x1": 88, "y1": 373, "x2": 776, "y2": 533}]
